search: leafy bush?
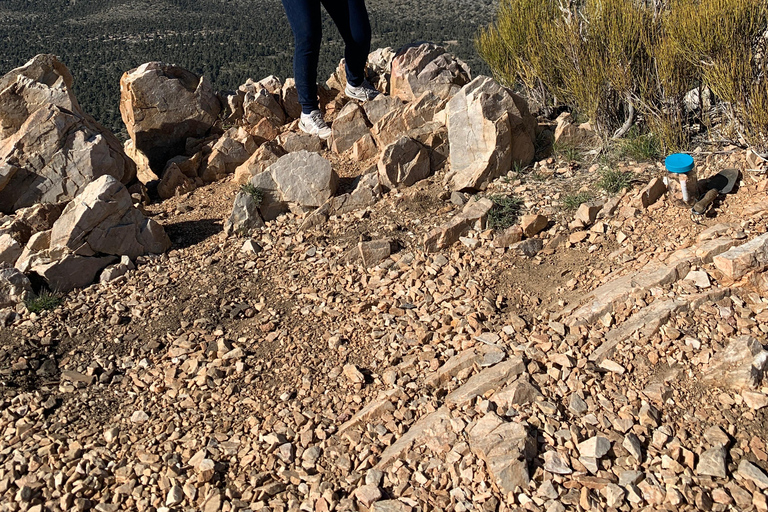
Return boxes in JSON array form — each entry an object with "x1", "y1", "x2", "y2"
[{"x1": 478, "y1": 0, "x2": 768, "y2": 151}]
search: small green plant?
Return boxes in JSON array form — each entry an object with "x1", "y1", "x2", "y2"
[
  {"x1": 25, "y1": 290, "x2": 63, "y2": 313},
  {"x1": 553, "y1": 141, "x2": 582, "y2": 162},
  {"x1": 562, "y1": 191, "x2": 594, "y2": 210},
  {"x1": 596, "y1": 168, "x2": 633, "y2": 194},
  {"x1": 487, "y1": 195, "x2": 523, "y2": 229},
  {"x1": 240, "y1": 183, "x2": 264, "y2": 206},
  {"x1": 617, "y1": 130, "x2": 662, "y2": 161}
]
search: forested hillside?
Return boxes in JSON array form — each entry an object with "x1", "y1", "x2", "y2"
[{"x1": 0, "y1": 0, "x2": 494, "y2": 136}]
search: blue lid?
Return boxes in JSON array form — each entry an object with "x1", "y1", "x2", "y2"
[{"x1": 665, "y1": 153, "x2": 694, "y2": 174}]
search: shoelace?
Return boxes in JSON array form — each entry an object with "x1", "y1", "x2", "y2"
[{"x1": 307, "y1": 112, "x2": 328, "y2": 128}]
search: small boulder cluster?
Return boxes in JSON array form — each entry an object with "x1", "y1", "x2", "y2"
[{"x1": 0, "y1": 55, "x2": 170, "y2": 302}]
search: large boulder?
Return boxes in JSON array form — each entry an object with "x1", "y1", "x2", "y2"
[
  {"x1": 331, "y1": 102, "x2": 371, "y2": 154},
  {"x1": 390, "y1": 43, "x2": 471, "y2": 102},
  {"x1": 248, "y1": 151, "x2": 338, "y2": 221},
  {"x1": 48, "y1": 175, "x2": 171, "y2": 260},
  {"x1": 120, "y1": 62, "x2": 221, "y2": 173},
  {"x1": 0, "y1": 55, "x2": 137, "y2": 213},
  {"x1": 18, "y1": 175, "x2": 170, "y2": 291},
  {"x1": 446, "y1": 76, "x2": 536, "y2": 191},
  {"x1": 377, "y1": 137, "x2": 430, "y2": 190}
]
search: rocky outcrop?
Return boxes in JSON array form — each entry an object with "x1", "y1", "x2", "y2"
[
  {"x1": 201, "y1": 127, "x2": 257, "y2": 183},
  {"x1": 0, "y1": 55, "x2": 136, "y2": 213},
  {"x1": 390, "y1": 43, "x2": 471, "y2": 102},
  {"x1": 120, "y1": 62, "x2": 221, "y2": 173},
  {"x1": 6, "y1": 175, "x2": 171, "y2": 292},
  {"x1": 446, "y1": 76, "x2": 536, "y2": 191}
]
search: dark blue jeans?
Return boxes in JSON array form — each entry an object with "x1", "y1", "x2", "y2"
[{"x1": 281, "y1": 0, "x2": 371, "y2": 114}]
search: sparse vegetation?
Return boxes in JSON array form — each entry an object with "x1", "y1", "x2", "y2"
[
  {"x1": 240, "y1": 183, "x2": 264, "y2": 206},
  {"x1": 487, "y1": 194, "x2": 522, "y2": 229},
  {"x1": 478, "y1": 0, "x2": 768, "y2": 152},
  {"x1": 25, "y1": 291, "x2": 63, "y2": 313},
  {"x1": 553, "y1": 141, "x2": 584, "y2": 163},
  {"x1": 562, "y1": 191, "x2": 594, "y2": 210},
  {"x1": 616, "y1": 129, "x2": 662, "y2": 161},
  {"x1": 596, "y1": 168, "x2": 633, "y2": 194}
]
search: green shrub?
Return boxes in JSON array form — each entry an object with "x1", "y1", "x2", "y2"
[
  {"x1": 25, "y1": 291, "x2": 63, "y2": 313},
  {"x1": 478, "y1": 0, "x2": 768, "y2": 151},
  {"x1": 487, "y1": 195, "x2": 523, "y2": 229},
  {"x1": 596, "y1": 168, "x2": 633, "y2": 194},
  {"x1": 240, "y1": 183, "x2": 264, "y2": 206},
  {"x1": 616, "y1": 129, "x2": 662, "y2": 161}
]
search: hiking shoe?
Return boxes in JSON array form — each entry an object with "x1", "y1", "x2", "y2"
[
  {"x1": 299, "y1": 110, "x2": 332, "y2": 139},
  {"x1": 345, "y1": 80, "x2": 380, "y2": 101}
]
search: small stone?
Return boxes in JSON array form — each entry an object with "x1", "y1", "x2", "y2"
[
  {"x1": 520, "y1": 214, "x2": 548, "y2": 237},
  {"x1": 197, "y1": 458, "x2": 216, "y2": 482},
  {"x1": 684, "y1": 269, "x2": 711, "y2": 288},
  {"x1": 166, "y1": 485, "x2": 183, "y2": 507},
  {"x1": 742, "y1": 391, "x2": 768, "y2": 410},
  {"x1": 575, "y1": 203, "x2": 601, "y2": 226},
  {"x1": 355, "y1": 484, "x2": 382, "y2": 507},
  {"x1": 601, "y1": 483, "x2": 625, "y2": 508},
  {"x1": 103, "y1": 427, "x2": 119, "y2": 443},
  {"x1": 737, "y1": 460, "x2": 768, "y2": 489},
  {"x1": 511, "y1": 238, "x2": 543, "y2": 257},
  {"x1": 543, "y1": 451, "x2": 572, "y2": 475},
  {"x1": 569, "y1": 394, "x2": 588, "y2": 414},
  {"x1": 619, "y1": 470, "x2": 643, "y2": 487},
  {"x1": 241, "y1": 239, "x2": 263, "y2": 254},
  {"x1": 343, "y1": 364, "x2": 365, "y2": 384},
  {"x1": 697, "y1": 446, "x2": 727, "y2": 478},
  {"x1": 623, "y1": 433, "x2": 643, "y2": 462},
  {"x1": 578, "y1": 436, "x2": 611, "y2": 459},
  {"x1": 130, "y1": 410, "x2": 149, "y2": 423}
]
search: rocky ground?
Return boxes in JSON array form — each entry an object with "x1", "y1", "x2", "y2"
[{"x1": 2, "y1": 135, "x2": 768, "y2": 512}]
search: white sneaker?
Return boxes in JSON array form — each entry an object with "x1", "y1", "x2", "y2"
[
  {"x1": 299, "y1": 110, "x2": 332, "y2": 139},
  {"x1": 345, "y1": 80, "x2": 380, "y2": 101}
]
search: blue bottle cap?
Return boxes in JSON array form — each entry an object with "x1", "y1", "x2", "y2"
[{"x1": 665, "y1": 153, "x2": 694, "y2": 174}]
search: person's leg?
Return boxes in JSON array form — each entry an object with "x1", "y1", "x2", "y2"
[
  {"x1": 281, "y1": 0, "x2": 322, "y2": 114},
  {"x1": 321, "y1": 0, "x2": 371, "y2": 87}
]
